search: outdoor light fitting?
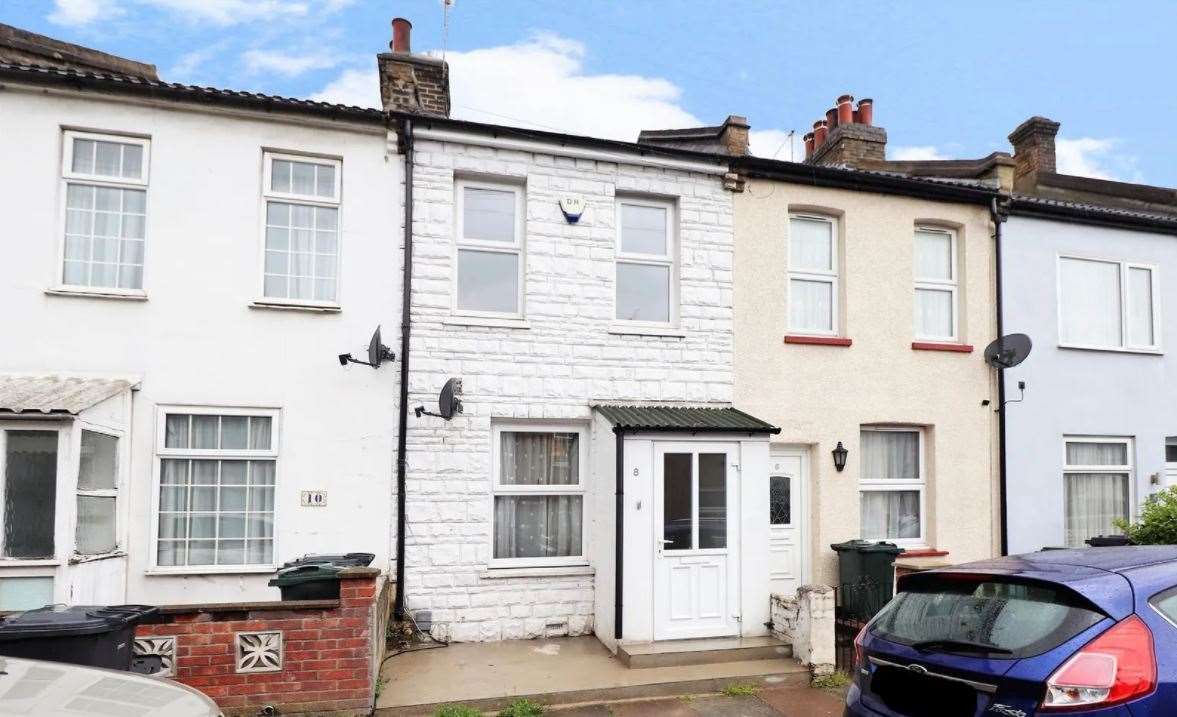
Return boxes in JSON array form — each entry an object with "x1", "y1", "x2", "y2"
[{"x1": 832, "y1": 441, "x2": 848, "y2": 472}]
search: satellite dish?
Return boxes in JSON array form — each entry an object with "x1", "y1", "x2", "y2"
[
  {"x1": 984, "y1": 333, "x2": 1032, "y2": 369},
  {"x1": 415, "y1": 378, "x2": 464, "y2": 420},
  {"x1": 337, "y1": 325, "x2": 395, "y2": 369}
]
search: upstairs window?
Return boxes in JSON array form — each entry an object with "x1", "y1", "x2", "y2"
[
  {"x1": 262, "y1": 153, "x2": 342, "y2": 306},
  {"x1": 616, "y1": 199, "x2": 675, "y2": 325},
  {"x1": 455, "y1": 180, "x2": 523, "y2": 317},
  {"x1": 788, "y1": 215, "x2": 838, "y2": 334},
  {"x1": 61, "y1": 131, "x2": 149, "y2": 292},
  {"x1": 913, "y1": 227, "x2": 958, "y2": 341},
  {"x1": 1058, "y1": 256, "x2": 1158, "y2": 351}
]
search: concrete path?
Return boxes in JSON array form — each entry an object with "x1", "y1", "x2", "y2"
[{"x1": 548, "y1": 687, "x2": 845, "y2": 716}]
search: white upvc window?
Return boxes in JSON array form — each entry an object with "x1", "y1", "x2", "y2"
[
  {"x1": 261, "y1": 152, "x2": 342, "y2": 307},
  {"x1": 76, "y1": 429, "x2": 119, "y2": 555},
  {"x1": 490, "y1": 424, "x2": 588, "y2": 568},
  {"x1": 1058, "y1": 255, "x2": 1160, "y2": 352},
  {"x1": 615, "y1": 197, "x2": 676, "y2": 325},
  {"x1": 913, "y1": 227, "x2": 959, "y2": 341},
  {"x1": 788, "y1": 214, "x2": 839, "y2": 335},
  {"x1": 454, "y1": 179, "x2": 524, "y2": 318},
  {"x1": 859, "y1": 427, "x2": 925, "y2": 546},
  {"x1": 59, "y1": 130, "x2": 150, "y2": 294},
  {"x1": 153, "y1": 407, "x2": 279, "y2": 571},
  {"x1": 1063, "y1": 437, "x2": 1133, "y2": 548}
]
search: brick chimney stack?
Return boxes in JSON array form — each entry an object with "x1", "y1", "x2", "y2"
[
  {"x1": 806, "y1": 94, "x2": 887, "y2": 168},
  {"x1": 377, "y1": 17, "x2": 450, "y2": 117},
  {"x1": 1008, "y1": 116, "x2": 1060, "y2": 188}
]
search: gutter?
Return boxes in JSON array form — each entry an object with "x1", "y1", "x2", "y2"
[
  {"x1": 991, "y1": 197, "x2": 1009, "y2": 557},
  {"x1": 1008, "y1": 197, "x2": 1177, "y2": 236},
  {"x1": 393, "y1": 117, "x2": 414, "y2": 619}
]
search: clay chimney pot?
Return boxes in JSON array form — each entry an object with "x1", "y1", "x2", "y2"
[{"x1": 391, "y1": 17, "x2": 412, "y2": 53}]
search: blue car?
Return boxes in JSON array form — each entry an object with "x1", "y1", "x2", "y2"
[{"x1": 845, "y1": 546, "x2": 1177, "y2": 716}]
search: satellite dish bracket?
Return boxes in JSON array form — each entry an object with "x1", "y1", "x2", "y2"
[
  {"x1": 415, "y1": 378, "x2": 464, "y2": 421},
  {"x1": 338, "y1": 325, "x2": 395, "y2": 370}
]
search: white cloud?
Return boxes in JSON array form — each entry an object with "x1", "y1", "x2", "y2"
[
  {"x1": 49, "y1": 0, "x2": 120, "y2": 25},
  {"x1": 243, "y1": 49, "x2": 338, "y2": 76},
  {"x1": 890, "y1": 145, "x2": 947, "y2": 161},
  {"x1": 139, "y1": 0, "x2": 309, "y2": 25},
  {"x1": 748, "y1": 129, "x2": 805, "y2": 161},
  {"x1": 310, "y1": 67, "x2": 376, "y2": 107},
  {"x1": 1055, "y1": 137, "x2": 1123, "y2": 180}
]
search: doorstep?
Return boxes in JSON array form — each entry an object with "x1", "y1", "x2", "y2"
[
  {"x1": 618, "y1": 636, "x2": 792, "y2": 668},
  {"x1": 374, "y1": 636, "x2": 808, "y2": 716}
]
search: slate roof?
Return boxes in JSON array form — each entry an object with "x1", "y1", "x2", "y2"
[
  {"x1": 593, "y1": 405, "x2": 780, "y2": 434},
  {"x1": 1009, "y1": 193, "x2": 1177, "y2": 233},
  {"x1": 0, "y1": 375, "x2": 134, "y2": 416}
]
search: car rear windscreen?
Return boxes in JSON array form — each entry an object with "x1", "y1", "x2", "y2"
[{"x1": 871, "y1": 576, "x2": 1106, "y2": 658}]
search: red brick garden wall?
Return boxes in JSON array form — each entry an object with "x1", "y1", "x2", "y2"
[{"x1": 134, "y1": 568, "x2": 385, "y2": 716}]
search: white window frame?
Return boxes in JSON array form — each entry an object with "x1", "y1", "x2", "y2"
[
  {"x1": 1062, "y1": 435, "x2": 1134, "y2": 548},
  {"x1": 74, "y1": 426, "x2": 121, "y2": 557},
  {"x1": 489, "y1": 423, "x2": 589, "y2": 569},
  {"x1": 614, "y1": 196, "x2": 678, "y2": 328},
  {"x1": 1056, "y1": 254, "x2": 1162, "y2": 353},
  {"x1": 453, "y1": 179, "x2": 525, "y2": 320},
  {"x1": 0, "y1": 423, "x2": 70, "y2": 569},
  {"x1": 859, "y1": 427, "x2": 926, "y2": 548},
  {"x1": 913, "y1": 226, "x2": 959, "y2": 342},
  {"x1": 258, "y1": 151, "x2": 344, "y2": 309},
  {"x1": 57, "y1": 130, "x2": 151, "y2": 297},
  {"x1": 149, "y1": 406, "x2": 281, "y2": 574},
  {"x1": 787, "y1": 214, "x2": 840, "y2": 336}
]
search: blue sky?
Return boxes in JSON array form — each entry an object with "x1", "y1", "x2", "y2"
[{"x1": 6, "y1": 0, "x2": 1176, "y2": 186}]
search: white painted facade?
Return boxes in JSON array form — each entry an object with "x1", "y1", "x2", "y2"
[
  {"x1": 0, "y1": 82, "x2": 400, "y2": 606},
  {"x1": 1001, "y1": 215, "x2": 1177, "y2": 553},
  {"x1": 396, "y1": 125, "x2": 776, "y2": 644}
]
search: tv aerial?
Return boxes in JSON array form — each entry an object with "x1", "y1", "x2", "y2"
[
  {"x1": 415, "y1": 378, "x2": 463, "y2": 420},
  {"x1": 983, "y1": 333, "x2": 1032, "y2": 411},
  {"x1": 338, "y1": 326, "x2": 395, "y2": 369}
]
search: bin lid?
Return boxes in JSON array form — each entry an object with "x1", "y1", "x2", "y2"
[
  {"x1": 280, "y1": 552, "x2": 375, "y2": 569},
  {"x1": 830, "y1": 539, "x2": 904, "y2": 554},
  {"x1": 268, "y1": 563, "x2": 344, "y2": 587},
  {"x1": 0, "y1": 604, "x2": 158, "y2": 640}
]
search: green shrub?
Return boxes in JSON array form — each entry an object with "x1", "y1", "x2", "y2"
[
  {"x1": 434, "y1": 705, "x2": 482, "y2": 717},
  {"x1": 720, "y1": 682, "x2": 759, "y2": 697},
  {"x1": 1115, "y1": 486, "x2": 1177, "y2": 544},
  {"x1": 811, "y1": 671, "x2": 851, "y2": 689},
  {"x1": 498, "y1": 699, "x2": 544, "y2": 716}
]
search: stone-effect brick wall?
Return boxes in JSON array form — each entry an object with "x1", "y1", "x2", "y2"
[
  {"x1": 134, "y1": 570, "x2": 383, "y2": 716},
  {"x1": 400, "y1": 134, "x2": 734, "y2": 642}
]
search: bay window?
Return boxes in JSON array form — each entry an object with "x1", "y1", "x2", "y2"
[
  {"x1": 616, "y1": 198, "x2": 676, "y2": 325},
  {"x1": 913, "y1": 227, "x2": 958, "y2": 341},
  {"x1": 788, "y1": 215, "x2": 838, "y2": 334},
  {"x1": 1064, "y1": 437, "x2": 1132, "y2": 548},
  {"x1": 859, "y1": 428, "x2": 924, "y2": 544},
  {"x1": 60, "y1": 131, "x2": 149, "y2": 293},
  {"x1": 491, "y1": 425, "x2": 587, "y2": 567},
  {"x1": 155, "y1": 409, "x2": 278, "y2": 569},
  {"x1": 1058, "y1": 256, "x2": 1159, "y2": 351},
  {"x1": 455, "y1": 180, "x2": 523, "y2": 317},
  {"x1": 262, "y1": 152, "x2": 342, "y2": 306}
]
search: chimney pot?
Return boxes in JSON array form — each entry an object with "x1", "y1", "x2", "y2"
[
  {"x1": 856, "y1": 98, "x2": 873, "y2": 126},
  {"x1": 825, "y1": 107, "x2": 838, "y2": 130},
  {"x1": 803, "y1": 132, "x2": 815, "y2": 160},
  {"x1": 837, "y1": 94, "x2": 855, "y2": 126},
  {"x1": 813, "y1": 119, "x2": 828, "y2": 148},
  {"x1": 391, "y1": 17, "x2": 412, "y2": 53}
]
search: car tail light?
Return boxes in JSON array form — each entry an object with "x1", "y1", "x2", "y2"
[
  {"x1": 1042, "y1": 615, "x2": 1156, "y2": 710},
  {"x1": 853, "y1": 622, "x2": 868, "y2": 670}
]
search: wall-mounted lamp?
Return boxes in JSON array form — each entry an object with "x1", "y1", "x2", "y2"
[{"x1": 832, "y1": 441, "x2": 848, "y2": 472}]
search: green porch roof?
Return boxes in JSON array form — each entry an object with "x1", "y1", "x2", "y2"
[{"x1": 593, "y1": 405, "x2": 780, "y2": 434}]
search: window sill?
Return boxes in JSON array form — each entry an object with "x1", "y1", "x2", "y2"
[
  {"x1": 145, "y1": 565, "x2": 278, "y2": 576},
  {"x1": 911, "y1": 342, "x2": 974, "y2": 353},
  {"x1": 249, "y1": 300, "x2": 341, "y2": 313},
  {"x1": 69, "y1": 551, "x2": 126, "y2": 565},
  {"x1": 442, "y1": 316, "x2": 531, "y2": 330},
  {"x1": 899, "y1": 548, "x2": 949, "y2": 558},
  {"x1": 1058, "y1": 343, "x2": 1163, "y2": 356},
  {"x1": 608, "y1": 324, "x2": 686, "y2": 339},
  {"x1": 0, "y1": 559, "x2": 59, "y2": 568},
  {"x1": 45, "y1": 287, "x2": 147, "y2": 301},
  {"x1": 480, "y1": 565, "x2": 594, "y2": 579},
  {"x1": 783, "y1": 334, "x2": 852, "y2": 347}
]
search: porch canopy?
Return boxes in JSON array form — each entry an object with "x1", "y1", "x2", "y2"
[
  {"x1": 0, "y1": 374, "x2": 135, "y2": 417},
  {"x1": 593, "y1": 405, "x2": 780, "y2": 435}
]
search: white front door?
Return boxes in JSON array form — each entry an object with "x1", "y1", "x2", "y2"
[
  {"x1": 653, "y1": 442, "x2": 739, "y2": 640},
  {"x1": 768, "y1": 449, "x2": 804, "y2": 595}
]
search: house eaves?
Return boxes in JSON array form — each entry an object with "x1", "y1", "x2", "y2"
[{"x1": 1008, "y1": 194, "x2": 1177, "y2": 236}]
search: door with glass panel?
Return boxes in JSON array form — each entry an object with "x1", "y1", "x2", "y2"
[
  {"x1": 0, "y1": 426, "x2": 61, "y2": 610},
  {"x1": 769, "y1": 450, "x2": 804, "y2": 595},
  {"x1": 653, "y1": 443, "x2": 739, "y2": 640}
]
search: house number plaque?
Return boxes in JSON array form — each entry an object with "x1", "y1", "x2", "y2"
[{"x1": 300, "y1": 490, "x2": 327, "y2": 507}]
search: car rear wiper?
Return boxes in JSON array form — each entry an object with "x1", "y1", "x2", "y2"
[{"x1": 911, "y1": 639, "x2": 1013, "y2": 655}]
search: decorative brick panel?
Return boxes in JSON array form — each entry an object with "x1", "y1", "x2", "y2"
[{"x1": 135, "y1": 570, "x2": 385, "y2": 717}]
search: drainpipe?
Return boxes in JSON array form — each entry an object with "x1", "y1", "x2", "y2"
[
  {"x1": 613, "y1": 429, "x2": 625, "y2": 641},
  {"x1": 991, "y1": 197, "x2": 1009, "y2": 556},
  {"x1": 394, "y1": 117, "x2": 414, "y2": 619}
]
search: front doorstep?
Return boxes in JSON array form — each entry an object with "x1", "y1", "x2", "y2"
[
  {"x1": 618, "y1": 636, "x2": 793, "y2": 669},
  {"x1": 374, "y1": 636, "x2": 808, "y2": 716}
]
